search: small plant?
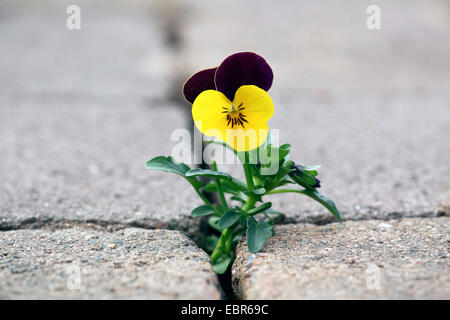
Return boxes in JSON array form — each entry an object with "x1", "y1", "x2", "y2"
[{"x1": 146, "y1": 52, "x2": 341, "y2": 274}]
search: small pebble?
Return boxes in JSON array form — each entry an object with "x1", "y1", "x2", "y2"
[{"x1": 378, "y1": 223, "x2": 392, "y2": 229}]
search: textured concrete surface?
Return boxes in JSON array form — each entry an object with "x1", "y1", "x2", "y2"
[
  {"x1": 0, "y1": 228, "x2": 221, "y2": 299},
  {"x1": 0, "y1": 1, "x2": 449, "y2": 301},
  {"x1": 232, "y1": 217, "x2": 450, "y2": 299},
  {"x1": 0, "y1": 94, "x2": 203, "y2": 234},
  {"x1": 183, "y1": 0, "x2": 450, "y2": 91},
  {"x1": 0, "y1": 0, "x2": 203, "y2": 233},
  {"x1": 1, "y1": 0, "x2": 449, "y2": 229},
  {"x1": 0, "y1": 0, "x2": 169, "y2": 96},
  {"x1": 267, "y1": 89, "x2": 450, "y2": 224},
  {"x1": 211, "y1": 89, "x2": 450, "y2": 224},
  {"x1": 182, "y1": 0, "x2": 450, "y2": 223}
]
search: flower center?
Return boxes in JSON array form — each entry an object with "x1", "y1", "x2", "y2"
[{"x1": 222, "y1": 103, "x2": 248, "y2": 128}]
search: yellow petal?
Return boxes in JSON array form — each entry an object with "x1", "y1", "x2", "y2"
[
  {"x1": 192, "y1": 90, "x2": 230, "y2": 137},
  {"x1": 224, "y1": 122, "x2": 269, "y2": 152},
  {"x1": 233, "y1": 85, "x2": 274, "y2": 123}
]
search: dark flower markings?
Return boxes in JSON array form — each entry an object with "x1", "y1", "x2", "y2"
[{"x1": 221, "y1": 103, "x2": 248, "y2": 128}]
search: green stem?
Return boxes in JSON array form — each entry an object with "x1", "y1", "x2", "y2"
[
  {"x1": 210, "y1": 228, "x2": 232, "y2": 263},
  {"x1": 211, "y1": 161, "x2": 228, "y2": 211},
  {"x1": 190, "y1": 182, "x2": 221, "y2": 215},
  {"x1": 242, "y1": 197, "x2": 256, "y2": 211},
  {"x1": 210, "y1": 243, "x2": 222, "y2": 264},
  {"x1": 243, "y1": 163, "x2": 255, "y2": 190},
  {"x1": 242, "y1": 155, "x2": 257, "y2": 211},
  {"x1": 247, "y1": 202, "x2": 272, "y2": 215}
]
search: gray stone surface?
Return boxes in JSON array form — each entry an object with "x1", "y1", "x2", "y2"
[
  {"x1": 212, "y1": 89, "x2": 450, "y2": 224},
  {"x1": 0, "y1": 227, "x2": 221, "y2": 299},
  {"x1": 1, "y1": 0, "x2": 449, "y2": 253},
  {"x1": 183, "y1": 0, "x2": 450, "y2": 91},
  {"x1": 0, "y1": 0, "x2": 449, "y2": 301},
  {"x1": 267, "y1": 89, "x2": 450, "y2": 224},
  {"x1": 0, "y1": 94, "x2": 203, "y2": 234},
  {"x1": 232, "y1": 217, "x2": 450, "y2": 299},
  {"x1": 182, "y1": 0, "x2": 450, "y2": 223},
  {"x1": 0, "y1": 0, "x2": 167, "y2": 96},
  {"x1": 0, "y1": 0, "x2": 203, "y2": 233}
]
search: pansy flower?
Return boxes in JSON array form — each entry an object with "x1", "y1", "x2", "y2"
[{"x1": 183, "y1": 52, "x2": 274, "y2": 152}]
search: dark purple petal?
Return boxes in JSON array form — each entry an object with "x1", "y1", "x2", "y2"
[
  {"x1": 183, "y1": 68, "x2": 217, "y2": 104},
  {"x1": 215, "y1": 52, "x2": 273, "y2": 101}
]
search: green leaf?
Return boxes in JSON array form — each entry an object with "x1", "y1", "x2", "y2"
[
  {"x1": 208, "y1": 216, "x2": 221, "y2": 232},
  {"x1": 199, "y1": 182, "x2": 219, "y2": 193},
  {"x1": 250, "y1": 166, "x2": 266, "y2": 186},
  {"x1": 295, "y1": 164, "x2": 321, "y2": 176},
  {"x1": 187, "y1": 169, "x2": 248, "y2": 193},
  {"x1": 239, "y1": 215, "x2": 247, "y2": 228},
  {"x1": 191, "y1": 205, "x2": 215, "y2": 217},
  {"x1": 145, "y1": 156, "x2": 189, "y2": 176},
  {"x1": 246, "y1": 217, "x2": 273, "y2": 253},
  {"x1": 260, "y1": 143, "x2": 291, "y2": 169},
  {"x1": 218, "y1": 210, "x2": 240, "y2": 230},
  {"x1": 263, "y1": 160, "x2": 295, "y2": 192},
  {"x1": 186, "y1": 168, "x2": 232, "y2": 180},
  {"x1": 201, "y1": 180, "x2": 244, "y2": 195},
  {"x1": 145, "y1": 156, "x2": 201, "y2": 188},
  {"x1": 278, "y1": 179, "x2": 295, "y2": 186},
  {"x1": 278, "y1": 144, "x2": 291, "y2": 161},
  {"x1": 299, "y1": 189, "x2": 342, "y2": 222},
  {"x1": 212, "y1": 256, "x2": 232, "y2": 274}
]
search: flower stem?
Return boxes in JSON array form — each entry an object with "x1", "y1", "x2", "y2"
[
  {"x1": 210, "y1": 227, "x2": 232, "y2": 263},
  {"x1": 242, "y1": 197, "x2": 256, "y2": 211},
  {"x1": 242, "y1": 153, "x2": 257, "y2": 211},
  {"x1": 190, "y1": 182, "x2": 221, "y2": 215},
  {"x1": 211, "y1": 161, "x2": 228, "y2": 211},
  {"x1": 210, "y1": 242, "x2": 222, "y2": 264},
  {"x1": 243, "y1": 163, "x2": 255, "y2": 190}
]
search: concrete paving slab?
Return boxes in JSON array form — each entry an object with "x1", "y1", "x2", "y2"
[
  {"x1": 267, "y1": 89, "x2": 450, "y2": 223},
  {"x1": 182, "y1": 0, "x2": 450, "y2": 223},
  {"x1": 0, "y1": 0, "x2": 167, "y2": 96},
  {"x1": 1, "y1": 0, "x2": 449, "y2": 229},
  {"x1": 0, "y1": 227, "x2": 221, "y2": 299},
  {"x1": 232, "y1": 217, "x2": 450, "y2": 299},
  {"x1": 0, "y1": 0, "x2": 203, "y2": 233},
  {"x1": 183, "y1": 0, "x2": 450, "y2": 91},
  {"x1": 0, "y1": 95, "x2": 202, "y2": 234}
]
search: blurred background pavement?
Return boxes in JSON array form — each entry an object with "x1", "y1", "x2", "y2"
[{"x1": 0, "y1": 0, "x2": 449, "y2": 229}]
